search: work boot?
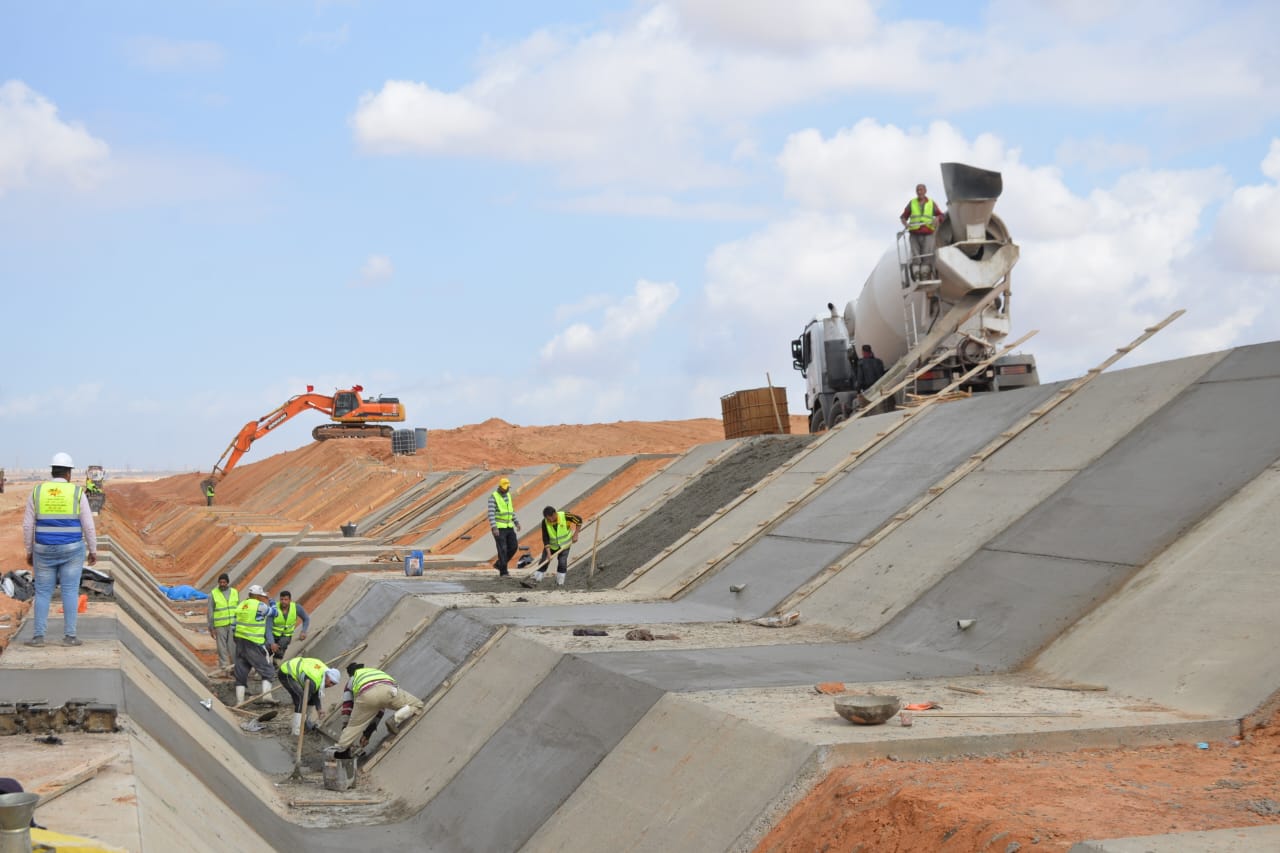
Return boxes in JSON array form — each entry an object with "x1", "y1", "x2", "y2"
[
  {"x1": 291, "y1": 712, "x2": 303, "y2": 737},
  {"x1": 24, "y1": 636, "x2": 44, "y2": 647},
  {"x1": 62, "y1": 636, "x2": 82, "y2": 646},
  {"x1": 555, "y1": 573, "x2": 566, "y2": 587},
  {"x1": 260, "y1": 681, "x2": 277, "y2": 704},
  {"x1": 235, "y1": 685, "x2": 246, "y2": 705}
]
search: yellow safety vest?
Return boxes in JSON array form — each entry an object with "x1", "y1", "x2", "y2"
[
  {"x1": 233, "y1": 598, "x2": 268, "y2": 645},
  {"x1": 492, "y1": 491, "x2": 515, "y2": 528},
  {"x1": 33, "y1": 482, "x2": 83, "y2": 545},
  {"x1": 211, "y1": 587, "x2": 239, "y2": 628},
  {"x1": 273, "y1": 601, "x2": 298, "y2": 638},
  {"x1": 351, "y1": 667, "x2": 395, "y2": 695},
  {"x1": 280, "y1": 657, "x2": 327, "y2": 692},
  {"x1": 907, "y1": 198, "x2": 936, "y2": 231},
  {"x1": 545, "y1": 511, "x2": 572, "y2": 551}
]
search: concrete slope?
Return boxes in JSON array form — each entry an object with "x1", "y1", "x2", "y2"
[
  {"x1": 558, "y1": 343, "x2": 1280, "y2": 692},
  {"x1": 474, "y1": 383, "x2": 1058, "y2": 627},
  {"x1": 453, "y1": 455, "x2": 638, "y2": 561},
  {"x1": 1032, "y1": 459, "x2": 1280, "y2": 717},
  {"x1": 798, "y1": 351, "x2": 1226, "y2": 635}
]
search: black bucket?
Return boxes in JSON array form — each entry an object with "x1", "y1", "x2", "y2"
[{"x1": 340, "y1": 523, "x2": 357, "y2": 538}]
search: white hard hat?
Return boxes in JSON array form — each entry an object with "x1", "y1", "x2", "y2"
[
  {"x1": 325, "y1": 668, "x2": 341, "y2": 684},
  {"x1": 247, "y1": 584, "x2": 267, "y2": 597},
  {"x1": 51, "y1": 452, "x2": 74, "y2": 468}
]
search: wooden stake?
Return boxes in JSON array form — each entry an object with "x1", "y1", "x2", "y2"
[{"x1": 765, "y1": 372, "x2": 785, "y2": 434}]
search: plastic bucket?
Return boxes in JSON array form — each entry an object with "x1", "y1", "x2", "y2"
[
  {"x1": 340, "y1": 523, "x2": 357, "y2": 538},
  {"x1": 405, "y1": 550, "x2": 424, "y2": 577}
]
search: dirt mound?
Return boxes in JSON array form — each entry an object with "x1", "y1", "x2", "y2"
[{"x1": 755, "y1": 710, "x2": 1280, "y2": 852}]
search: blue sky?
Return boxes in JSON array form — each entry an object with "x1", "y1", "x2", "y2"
[{"x1": 3, "y1": 0, "x2": 1278, "y2": 472}]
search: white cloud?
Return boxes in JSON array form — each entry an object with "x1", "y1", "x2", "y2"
[
  {"x1": 352, "y1": 254, "x2": 395, "y2": 288},
  {"x1": 0, "y1": 81, "x2": 109, "y2": 196},
  {"x1": 124, "y1": 36, "x2": 225, "y2": 72},
  {"x1": 557, "y1": 192, "x2": 768, "y2": 221},
  {"x1": 347, "y1": 3, "x2": 1278, "y2": 196},
  {"x1": 1213, "y1": 138, "x2": 1280, "y2": 273},
  {"x1": 670, "y1": 0, "x2": 877, "y2": 51},
  {"x1": 352, "y1": 81, "x2": 497, "y2": 155},
  {"x1": 540, "y1": 279, "x2": 679, "y2": 362}
]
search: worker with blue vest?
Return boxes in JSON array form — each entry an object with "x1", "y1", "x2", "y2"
[
  {"x1": 270, "y1": 589, "x2": 311, "y2": 657},
  {"x1": 521, "y1": 505, "x2": 582, "y2": 588},
  {"x1": 332, "y1": 662, "x2": 424, "y2": 757},
  {"x1": 487, "y1": 476, "x2": 522, "y2": 577},
  {"x1": 277, "y1": 657, "x2": 340, "y2": 736},
  {"x1": 232, "y1": 584, "x2": 279, "y2": 706},
  {"x1": 22, "y1": 452, "x2": 97, "y2": 647},
  {"x1": 900, "y1": 183, "x2": 947, "y2": 281},
  {"x1": 207, "y1": 573, "x2": 239, "y2": 674}
]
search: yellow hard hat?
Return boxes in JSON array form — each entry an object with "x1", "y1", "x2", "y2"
[{"x1": 498, "y1": 477, "x2": 510, "y2": 488}]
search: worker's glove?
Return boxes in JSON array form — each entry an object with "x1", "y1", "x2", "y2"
[
  {"x1": 515, "y1": 520, "x2": 522, "y2": 531},
  {"x1": 390, "y1": 686, "x2": 399, "y2": 698}
]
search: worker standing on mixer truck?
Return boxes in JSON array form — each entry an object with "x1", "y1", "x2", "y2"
[
  {"x1": 487, "y1": 476, "x2": 522, "y2": 577},
  {"x1": 900, "y1": 183, "x2": 946, "y2": 281},
  {"x1": 232, "y1": 584, "x2": 279, "y2": 706}
]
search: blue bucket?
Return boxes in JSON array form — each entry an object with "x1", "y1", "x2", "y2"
[{"x1": 405, "y1": 550, "x2": 424, "y2": 576}]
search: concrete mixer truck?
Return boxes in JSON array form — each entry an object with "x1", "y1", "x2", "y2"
[{"x1": 791, "y1": 162, "x2": 1039, "y2": 432}]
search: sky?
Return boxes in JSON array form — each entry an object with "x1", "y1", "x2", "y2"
[{"x1": 2, "y1": 0, "x2": 1278, "y2": 472}]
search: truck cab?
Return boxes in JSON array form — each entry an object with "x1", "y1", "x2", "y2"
[{"x1": 792, "y1": 303, "x2": 861, "y2": 433}]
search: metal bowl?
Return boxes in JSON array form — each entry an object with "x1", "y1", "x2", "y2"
[{"x1": 833, "y1": 694, "x2": 902, "y2": 725}]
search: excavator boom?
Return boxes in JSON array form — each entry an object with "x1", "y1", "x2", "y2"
[{"x1": 204, "y1": 385, "x2": 405, "y2": 490}]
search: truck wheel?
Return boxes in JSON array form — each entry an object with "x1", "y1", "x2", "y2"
[{"x1": 809, "y1": 410, "x2": 824, "y2": 434}]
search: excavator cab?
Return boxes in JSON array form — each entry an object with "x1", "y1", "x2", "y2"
[{"x1": 333, "y1": 391, "x2": 359, "y2": 418}]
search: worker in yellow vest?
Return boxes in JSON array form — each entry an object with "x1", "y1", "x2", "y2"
[
  {"x1": 270, "y1": 589, "x2": 311, "y2": 657},
  {"x1": 900, "y1": 183, "x2": 947, "y2": 281},
  {"x1": 332, "y1": 662, "x2": 424, "y2": 758},
  {"x1": 488, "y1": 476, "x2": 522, "y2": 577},
  {"x1": 521, "y1": 505, "x2": 582, "y2": 588},
  {"x1": 22, "y1": 452, "x2": 98, "y2": 647},
  {"x1": 277, "y1": 657, "x2": 340, "y2": 736},
  {"x1": 206, "y1": 573, "x2": 239, "y2": 674},
  {"x1": 231, "y1": 584, "x2": 279, "y2": 706}
]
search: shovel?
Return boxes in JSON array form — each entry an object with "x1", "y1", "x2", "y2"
[{"x1": 289, "y1": 681, "x2": 310, "y2": 781}]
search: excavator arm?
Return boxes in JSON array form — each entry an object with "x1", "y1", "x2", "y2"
[{"x1": 206, "y1": 390, "x2": 340, "y2": 486}]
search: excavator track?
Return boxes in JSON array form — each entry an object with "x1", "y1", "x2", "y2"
[{"x1": 312, "y1": 423, "x2": 396, "y2": 441}]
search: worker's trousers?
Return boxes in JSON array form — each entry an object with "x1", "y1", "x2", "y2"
[
  {"x1": 233, "y1": 638, "x2": 275, "y2": 687},
  {"x1": 493, "y1": 527, "x2": 518, "y2": 574},
  {"x1": 336, "y1": 682, "x2": 423, "y2": 751},
  {"x1": 213, "y1": 625, "x2": 235, "y2": 669},
  {"x1": 31, "y1": 540, "x2": 85, "y2": 640},
  {"x1": 908, "y1": 230, "x2": 936, "y2": 277}
]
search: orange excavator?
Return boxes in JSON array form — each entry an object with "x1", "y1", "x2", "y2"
[{"x1": 202, "y1": 385, "x2": 405, "y2": 491}]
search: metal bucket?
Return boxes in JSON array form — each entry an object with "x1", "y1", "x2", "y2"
[
  {"x1": 0, "y1": 791, "x2": 38, "y2": 853},
  {"x1": 322, "y1": 757, "x2": 357, "y2": 791}
]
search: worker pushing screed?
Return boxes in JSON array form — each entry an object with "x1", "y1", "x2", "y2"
[{"x1": 521, "y1": 505, "x2": 582, "y2": 588}]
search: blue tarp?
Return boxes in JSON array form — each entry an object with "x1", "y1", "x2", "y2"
[{"x1": 159, "y1": 584, "x2": 208, "y2": 601}]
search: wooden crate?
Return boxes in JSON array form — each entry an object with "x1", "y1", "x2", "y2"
[{"x1": 720, "y1": 387, "x2": 790, "y2": 439}]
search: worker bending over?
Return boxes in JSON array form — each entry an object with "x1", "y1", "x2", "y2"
[
  {"x1": 333, "y1": 662, "x2": 424, "y2": 758},
  {"x1": 232, "y1": 584, "x2": 279, "y2": 706},
  {"x1": 278, "y1": 657, "x2": 339, "y2": 736},
  {"x1": 522, "y1": 505, "x2": 582, "y2": 587},
  {"x1": 270, "y1": 589, "x2": 311, "y2": 657}
]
